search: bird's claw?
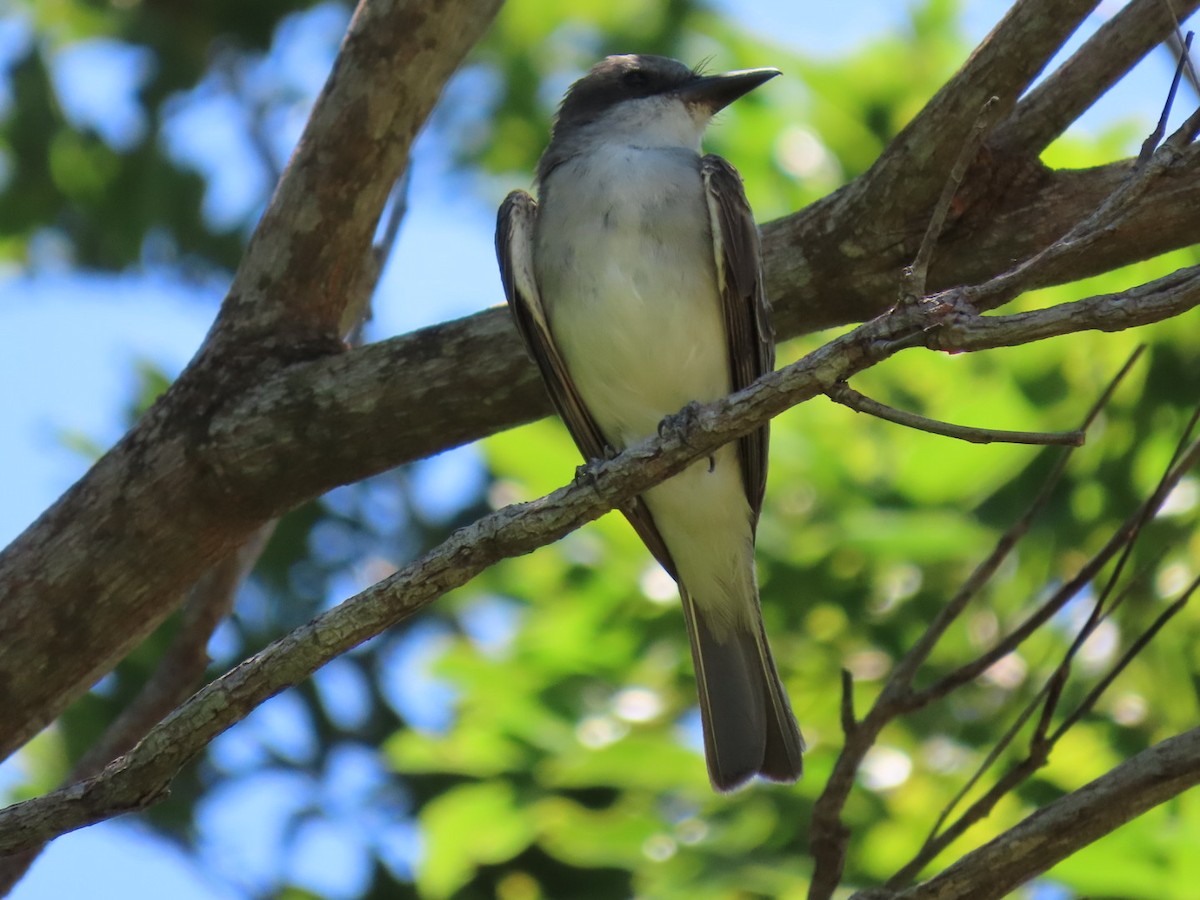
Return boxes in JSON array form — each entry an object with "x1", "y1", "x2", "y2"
[
  {"x1": 658, "y1": 401, "x2": 703, "y2": 444},
  {"x1": 574, "y1": 445, "x2": 621, "y2": 484}
]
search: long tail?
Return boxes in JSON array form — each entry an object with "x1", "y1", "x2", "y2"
[{"x1": 680, "y1": 588, "x2": 804, "y2": 791}]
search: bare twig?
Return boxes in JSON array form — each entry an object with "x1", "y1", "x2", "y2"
[
  {"x1": 903, "y1": 97, "x2": 1001, "y2": 303},
  {"x1": 1139, "y1": 31, "x2": 1194, "y2": 163},
  {"x1": 1167, "y1": 26, "x2": 1200, "y2": 99},
  {"x1": 826, "y1": 381, "x2": 1084, "y2": 446},
  {"x1": 906, "y1": 683, "x2": 1052, "y2": 884},
  {"x1": 840, "y1": 669, "x2": 858, "y2": 735},
  {"x1": 934, "y1": 265, "x2": 1200, "y2": 352},
  {"x1": 885, "y1": 409, "x2": 1200, "y2": 885},
  {"x1": 888, "y1": 571, "x2": 1195, "y2": 890},
  {"x1": 806, "y1": 350, "x2": 1139, "y2": 900},
  {"x1": 909, "y1": 436, "x2": 1200, "y2": 707},
  {"x1": 1052, "y1": 575, "x2": 1199, "y2": 742},
  {"x1": 891, "y1": 563, "x2": 1170, "y2": 887}
]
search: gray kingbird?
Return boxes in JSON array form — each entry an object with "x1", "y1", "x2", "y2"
[{"x1": 496, "y1": 54, "x2": 802, "y2": 791}]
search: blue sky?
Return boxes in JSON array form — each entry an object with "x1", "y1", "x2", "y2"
[{"x1": 1, "y1": 0, "x2": 1196, "y2": 896}]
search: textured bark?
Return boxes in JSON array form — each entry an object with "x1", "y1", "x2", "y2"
[
  {"x1": 2, "y1": 266, "x2": 1197, "y2": 854},
  {"x1": 0, "y1": 0, "x2": 504, "y2": 760},
  {"x1": 202, "y1": 142, "x2": 1200, "y2": 490},
  {"x1": 0, "y1": 0, "x2": 1198, "y2": 798}
]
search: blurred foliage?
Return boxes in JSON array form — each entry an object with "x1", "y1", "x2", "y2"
[
  {"x1": 4, "y1": 0, "x2": 1200, "y2": 899},
  {"x1": 1, "y1": 0, "x2": 331, "y2": 274}
]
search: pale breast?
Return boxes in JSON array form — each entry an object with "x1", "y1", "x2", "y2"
[{"x1": 534, "y1": 146, "x2": 730, "y2": 448}]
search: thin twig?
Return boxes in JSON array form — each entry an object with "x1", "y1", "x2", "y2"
[
  {"x1": 1051, "y1": 575, "x2": 1199, "y2": 742},
  {"x1": 871, "y1": 728, "x2": 1200, "y2": 900},
  {"x1": 806, "y1": 347, "x2": 1144, "y2": 900},
  {"x1": 906, "y1": 551, "x2": 1157, "y2": 881},
  {"x1": 806, "y1": 350, "x2": 1142, "y2": 900},
  {"x1": 902, "y1": 97, "x2": 1001, "y2": 303},
  {"x1": 886, "y1": 347, "x2": 1142, "y2": 701},
  {"x1": 888, "y1": 419, "x2": 1200, "y2": 884},
  {"x1": 891, "y1": 575, "x2": 1196, "y2": 888},
  {"x1": 910, "y1": 436, "x2": 1200, "y2": 706},
  {"x1": 840, "y1": 669, "x2": 858, "y2": 735},
  {"x1": 1167, "y1": 27, "x2": 1200, "y2": 99},
  {"x1": 826, "y1": 381, "x2": 1084, "y2": 446},
  {"x1": 1139, "y1": 31, "x2": 1193, "y2": 163},
  {"x1": 912, "y1": 398, "x2": 1195, "y2": 710},
  {"x1": 916, "y1": 681, "x2": 1052, "y2": 871}
]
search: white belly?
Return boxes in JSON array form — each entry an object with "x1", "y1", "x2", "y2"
[
  {"x1": 534, "y1": 144, "x2": 756, "y2": 630},
  {"x1": 534, "y1": 145, "x2": 730, "y2": 448}
]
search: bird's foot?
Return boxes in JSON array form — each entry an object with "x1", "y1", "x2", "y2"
[
  {"x1": 658, "y1": 401, "x2": 703, "y2": 443},
  {"x1": 659, "y1": 402, "x2": 717, "y2": 472},
  {"x1": 574, "y1": 445, "x2": 621, "y2": 484}
]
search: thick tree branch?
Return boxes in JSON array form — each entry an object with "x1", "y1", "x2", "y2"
[
  {"x1": 204, "y1": 163, "x2": 1200, "y2": 498},
  {"x1": 211, "y1": 0, "x2": 497, "y2": 345},
  {"x1": 858, "y1": 0, "x2": 1096, "y2": 201},
  {"x1": 2, "y1": 273, "x2": 1199, "y2": 853},
  {"x1": 775, "y1": 142, "x2": 1200, "y2": 336},
  {"x1": 2, "y1": 0, "x2": 1200, "y2": 771},
  {"x1": 0, "y1": 0, "x2": 502, "y2": 762},
  {"x1": 855, "y1": 727, "x2": 1200, "y2": 900},
  {"x1": 995, "y1": 0, "x2": 1200, "y2": 152}
]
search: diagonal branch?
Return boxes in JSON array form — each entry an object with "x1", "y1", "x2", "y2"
[
  {"x1": 210, "y1": 0, "x2": 500, "y2": 344},
  {"x1": 2, "y1": 0, "x2": 1200, "y2": 784},
  {"x1": 0, "y1": 0, "x2": 502, "y2": 763},
  {"x1": 860, "y1": 0, "x2": 1098, "y2": 201},
  {"x1": 2, "y1": 270, "x2": 1199, "y2": 855},
  {"x1": 860, "y1": 727, "x2": 1200, "y2": 900},
  {"x1": 995, "y1": 0, "x2": 1200, "y2": 152},
  {"x1": 806, "y1": 346, "x2": 1142, "y2": 900}
]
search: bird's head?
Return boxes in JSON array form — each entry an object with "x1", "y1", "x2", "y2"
[{"x1": 551, "y1": 54, "x2": 780, "y2": 149}]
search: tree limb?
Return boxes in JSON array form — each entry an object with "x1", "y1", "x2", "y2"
[
  {"x1": 857, "y1": 727, "x2": 1200, "y2": 900},
  {"x1": 2, "y1": 270, "x2": 1199, "y2": 854},
  {"x1": 3, "y1": 0, "x2": 1200, "y2": 771},
  {"x1": 995, "y1": 0, "x2": 1200, "y2": 152},
  {"x1": 0, "y1": 0, "x2": 502, "y2": 761}
]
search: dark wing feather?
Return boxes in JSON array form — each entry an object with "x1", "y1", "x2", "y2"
[
  {"x1": 496, "y1": 190, "x2": 680, "y2": 578},
  {"x1": 700, "y1": 156, "x2": 775, "y2": 529}
]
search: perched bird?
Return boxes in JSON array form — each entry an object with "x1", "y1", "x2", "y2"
[{"x1": 496, "y1": 54, "x2": 802, "y2": 791}]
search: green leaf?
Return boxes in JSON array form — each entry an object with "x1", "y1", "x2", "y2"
[{"x1": 416, "y1": 781, "x2": 537, "y2": 899}]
